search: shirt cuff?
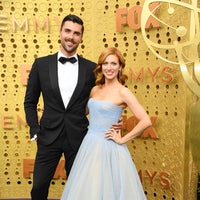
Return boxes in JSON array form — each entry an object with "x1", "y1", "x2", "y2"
[{"x1": 30, "y1": 134, "x2": 37, "y2": 141}]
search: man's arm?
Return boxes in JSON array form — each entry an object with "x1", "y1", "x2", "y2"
[{"x1": 24, "y1": 60, "x2": 41, "y2": 139}]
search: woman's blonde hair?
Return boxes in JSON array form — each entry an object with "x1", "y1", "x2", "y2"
[{"x1": 93, "y1": 47, "x2": 128, "y2": 85}]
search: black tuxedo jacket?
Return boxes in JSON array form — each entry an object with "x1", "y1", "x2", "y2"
[{"x1": 24, "y1": 52, "x2": 96, "y2": 150}]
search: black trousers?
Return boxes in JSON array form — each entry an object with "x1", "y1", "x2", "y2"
[{"x1": 31, "y1": 130, "x2": 77, "y2": 200}]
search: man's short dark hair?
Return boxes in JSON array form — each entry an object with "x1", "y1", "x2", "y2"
[{"x1": 60, "y1": 14, "x2": 84, "y2": 33}]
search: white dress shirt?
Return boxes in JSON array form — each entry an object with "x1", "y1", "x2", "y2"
[{"x1": 57, "y1": 51, "x2": 79, "y2": 108}]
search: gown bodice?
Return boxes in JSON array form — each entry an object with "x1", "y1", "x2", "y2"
[{"x1": 87, "y1": 98, "x2": 123, "y2": 133}]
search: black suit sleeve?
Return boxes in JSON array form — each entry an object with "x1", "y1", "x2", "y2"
[{"x1": 24, "y1": 59, "x2": 41, "y2": 138}]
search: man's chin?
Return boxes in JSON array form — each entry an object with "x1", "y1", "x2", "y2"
[{"x1": 62, "y1": 45, "x2": 78, "y2": 55}]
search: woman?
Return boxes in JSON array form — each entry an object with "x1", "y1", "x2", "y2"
[{"x1": 61, "y1": 47, "x2": 152, "y2": 200}]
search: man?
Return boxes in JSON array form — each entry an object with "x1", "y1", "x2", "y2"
[{"x1": 24, "y1": 14, "x2": 96, "y2": 200}]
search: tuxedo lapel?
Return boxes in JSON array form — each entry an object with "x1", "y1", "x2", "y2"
[
  {"x1": 67, "y1": 55, "x2": 86, "y2": 110},
  {"x1": 49, "y1": 53, "x2": 65, "y2": 108}
]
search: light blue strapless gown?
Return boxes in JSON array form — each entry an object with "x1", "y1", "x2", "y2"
[{"x1": 61, "y1": 98, "x2": 147, "y2": 200}]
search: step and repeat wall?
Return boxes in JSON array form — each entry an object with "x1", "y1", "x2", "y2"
[{"x1": 0, "y1": 0, "x2": 199, "y2": 199}]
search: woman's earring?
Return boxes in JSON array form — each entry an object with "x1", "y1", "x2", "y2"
[{"x1": 118, "y1": 70, "x2": 122, "y2": 79}]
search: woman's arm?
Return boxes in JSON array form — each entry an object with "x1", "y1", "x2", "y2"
[{"x1": 105, "y1": 87, "x2": 152, "y2": 144}]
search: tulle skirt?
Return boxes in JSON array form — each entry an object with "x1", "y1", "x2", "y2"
[{"x1": 61, "y1": 131, "x2": 147, "y2": 200}]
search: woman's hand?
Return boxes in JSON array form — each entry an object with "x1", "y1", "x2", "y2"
[
  {"x1": 110, "y1": 117, "x2": 123, "y2": 131},
  {"x1": 105, "y1": 128, "x2": 123, "y2": 144}
]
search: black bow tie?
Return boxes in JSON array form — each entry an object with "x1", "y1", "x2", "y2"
[{"x1": 59, "y1": 56, "x2": 77, "y2": 64}]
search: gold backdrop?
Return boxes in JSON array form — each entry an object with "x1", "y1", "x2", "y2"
[{"x1": 0, "y1": 0, "x2": 199, "y2": 199}]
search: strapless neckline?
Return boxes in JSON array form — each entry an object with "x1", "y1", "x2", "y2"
[{"x1": 89, "y1": 98, "x2": 123, "y2": 110}]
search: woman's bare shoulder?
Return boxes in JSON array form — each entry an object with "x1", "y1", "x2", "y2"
[
  {"x1": 119, "y1": 85, "x2": 131, "y2": 96},
  {"x1": 90, "y1": 85, "x2": 101, "y2": 96}
]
